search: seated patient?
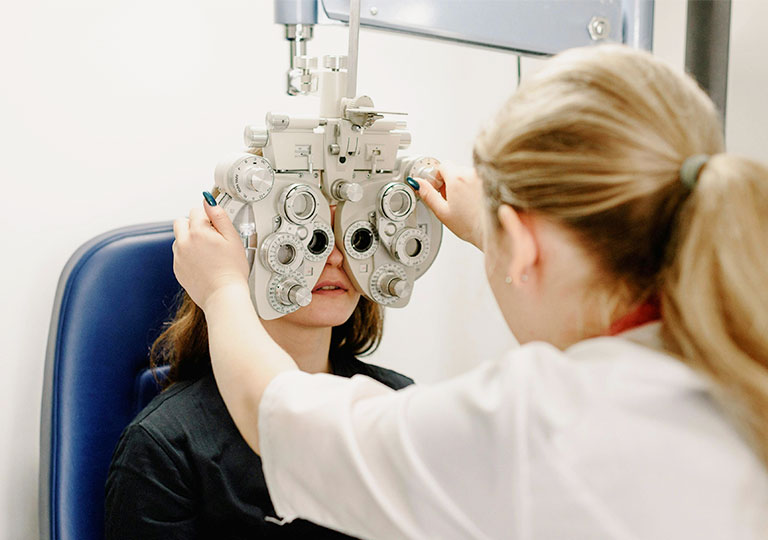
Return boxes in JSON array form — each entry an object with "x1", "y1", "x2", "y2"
[{"x1": 105, "y1": 205, "x2": 413, "y2": 539}]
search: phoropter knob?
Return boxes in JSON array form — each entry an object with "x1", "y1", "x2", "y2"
[
  {"x1": 378, "y1": 274, "x2": 411, "y2": 299},
  {"x1": 332, "y1": 180, "x2": 363, "y2": 202},
  {"x1": 294, "y1": 55, "x2": 318, "y2": 70},
  {"x1": 323, "y1": 55, "x2": 348, "y2": 71},
  {"x1": 277, "y1": 281, "x2": 312, "y2": 307},
  {"x1": 243, "y1": 126, "x2": 269, "y2": 148},
  {"x1": 244, "y1": 166, "x2": 273, "y2": 194}
]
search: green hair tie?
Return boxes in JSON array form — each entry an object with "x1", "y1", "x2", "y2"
[{"x1": 680, "y1": 154, "x2": 710, "y2": 189}]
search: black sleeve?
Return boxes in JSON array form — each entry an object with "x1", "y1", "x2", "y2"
[{"x1": 105, "y1": 423, "x2": 200, "y2": 540}]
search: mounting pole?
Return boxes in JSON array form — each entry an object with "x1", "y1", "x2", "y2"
[{"x1": 346, "y1": 0, "x2": 361, "y2": 98}]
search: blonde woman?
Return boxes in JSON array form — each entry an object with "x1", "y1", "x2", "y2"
[{"x1": 171, "y1": 45, "x2": 768, "y2": 539}]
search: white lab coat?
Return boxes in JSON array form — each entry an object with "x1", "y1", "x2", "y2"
[{"x1": 258, "y1": 323, "x2": 768, "y2": 540}]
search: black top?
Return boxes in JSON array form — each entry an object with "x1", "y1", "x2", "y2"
[{"x1": 105, "y1": 357, "x2": 413, "y2": 540}]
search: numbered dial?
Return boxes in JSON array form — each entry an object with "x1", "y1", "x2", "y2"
[
  {"x1": 216, "y1": 154, "x2": 275, "y2": 202},
  {"x1": 260, "y1": 232, "x2": 305, "y2": 274},
  {"x1": 304, "y1": 221, "x2": 335, "y2": 262},
  {"x1": 343, "y1": 220, "x2": 379, "y2": 260},
  {"x1": 370, "y1": 264, "x2": 410, "y2": 305},
  {"x1": 406, "y1": 156, "x2": 442, "y2": 190},
  {"x1": 379, "y1": 182, "x2": 416, "y2": 222},
  {"x1": 391, "y1": 227, "x2": 430, "y2": 267},
  {"x1": 268, "y1": 274, "x2": 311, "y2": 314}
]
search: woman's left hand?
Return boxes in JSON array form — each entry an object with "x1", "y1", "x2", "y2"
[{"x1": 173, "y1": 201, "x2": 250, "y2": 312}]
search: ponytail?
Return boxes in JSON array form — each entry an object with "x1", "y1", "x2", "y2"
[{"x1": 661, "y1": 155, "x2": 768, "y2": 463}]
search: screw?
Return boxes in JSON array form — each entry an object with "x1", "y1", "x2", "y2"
[
  {"x1": 370, "y1": 6, "x2": 378, "y2": 16},
  {"x1": 588, "y1": 16, "x2": 610, "y2": 41}
]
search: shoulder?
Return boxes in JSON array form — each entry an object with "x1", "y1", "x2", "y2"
[
  {"x1": 122, "y1": 373, "x2": 230, "y2": 449},
  {"x1": 333, "y1": 356, "x2": 414, "y2": 390}
]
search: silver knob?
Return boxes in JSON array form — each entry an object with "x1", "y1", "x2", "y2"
[
  {"x1": 333, "y1": 180, "x2": 363, "y2": 202},
  {"x1": 288, "y1": 284, "x2": 312, "y2": 307},
  {"x1": 244, "y1": 168, "x2": 272, "y2": 194},
  {"x1": 323, "y1": 55, "x2": 348, "y2": 71},
  {"x1": 243, "y1": 126, "x2": 269, "y2": 148},
  {"x1": 294, "y1": 55, "x2": 318, "y2": 70},
  {"x1": 413, "y1": 165, "x2": 437, "y2": 182},
  {"x1": 276, "y1": 279, "x2": 312, "y2": 307},
  {"x1": 379, "y1": 275, "x2": 411, "y2": 298}
]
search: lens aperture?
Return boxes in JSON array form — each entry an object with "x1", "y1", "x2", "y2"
[
  {"x1": 351, "y1": 228, "x2": 374, "y2": 252},
  {"x1": 307, "y1": 229, "x2": 329, "y2": 255}
]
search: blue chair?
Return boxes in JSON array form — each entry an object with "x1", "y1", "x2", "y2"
[{"x1": 40, "y1": 222, "x2": 181, "y2": 540}]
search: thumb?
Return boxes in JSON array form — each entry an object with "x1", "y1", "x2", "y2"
[{"x1": 203, "y1": 196, "x2": 239, "y2": 241}]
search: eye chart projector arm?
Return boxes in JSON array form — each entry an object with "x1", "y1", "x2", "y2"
[{"x1": 275, "y1": 0, "x2": 654, "y2": 92}]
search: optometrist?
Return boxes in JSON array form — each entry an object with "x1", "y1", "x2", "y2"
[{"x1": 172, "y1": 46, "x2": 768, "y2": 540}]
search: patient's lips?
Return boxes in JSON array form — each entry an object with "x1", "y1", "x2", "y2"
[{"x1": 312, "y1": 280, "x2": 349, "y2": 295}]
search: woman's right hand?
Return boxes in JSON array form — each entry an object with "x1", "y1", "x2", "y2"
[
  {"x1": 173, "y1": 201, "x2": 251, "y2": 313},
  {"x1": 411, "y1": 162, "x2": 485, "y2": 250}
]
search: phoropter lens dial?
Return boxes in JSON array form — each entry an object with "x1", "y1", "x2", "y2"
[
  {"x1": 260, "y1": 232, "x2": 305, "y2": 274},
  {"x1": 391, "y1": 227, "x2": 430, "y2": 267},
  {"x1": 378, "y1": 182, "x2": 415, "y2": 222},
  {"x1": 216, "y1": 154, "x2": 275, "y2": 202},
  {"x1": 343, "y1": 220, "x2": 379, "y2": 260},
  {"x1": 279, "y1": 184, "x2": 318, "y2": 225},
  {"x1": 267, "y1": 274, "x2": 311, "y2": 315},
  {"x1": 277, "y1": 280, "x2": 312, "y2": 307},
  {"x1": 369, "y1": 263, "x2": 410, "y2": 305},
  {"x1": 304, "y1": 220, "x2": 335, "y2": 262}
]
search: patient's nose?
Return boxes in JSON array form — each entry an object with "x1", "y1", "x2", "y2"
[
  {"x1": 326, "y1": 243, "x2": 344, "y2": 268},
  {"x1": 326, "y1": 205, "x2": 344, "y2": 268}
]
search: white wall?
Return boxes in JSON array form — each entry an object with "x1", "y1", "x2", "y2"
[
  {"x1": 727, "y1": 0, "x2": 768, "y2": 160},
  {"x1": 2, "y1": 1, "x2": 767, "y2": 538}
]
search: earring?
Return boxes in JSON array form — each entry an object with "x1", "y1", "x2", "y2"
[
  {"x1": 521, "y1": 274, "x2": 529, "y2": 283},
  {"x1": 504, "y1": 276, "x2": 512, "y2": 284}
]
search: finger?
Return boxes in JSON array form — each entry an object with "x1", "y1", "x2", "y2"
[
  {"x1": 411, "y1": 176, "x2": 450, "y2": 223},
  {"x1": 437, "y1": 162, "x2": 461, "y2": 193},
  {"x1": 188, "y1": 207, "x2": 210, "y2": 232},
  {"x1": 203, "y1": 198, "x2": 240, "y2": 241},
  {"x1": 433, "y1": 169, "x2": 447, "y2": 198},
  {"x1": 173, "y1": 217, "x2": 189, "y2": 242}
]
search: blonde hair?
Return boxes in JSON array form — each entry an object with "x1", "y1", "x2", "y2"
[{"x1": 474, "y1": 45, "x2": 768, "y2": 466}]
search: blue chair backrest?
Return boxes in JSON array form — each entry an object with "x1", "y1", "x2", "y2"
[{"x1": 40, "y1": 222, "x2": 181, "y2": 540}]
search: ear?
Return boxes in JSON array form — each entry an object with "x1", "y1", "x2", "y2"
[{"x1": 497, "y1": 204, "x2": 537, "y2": 286}]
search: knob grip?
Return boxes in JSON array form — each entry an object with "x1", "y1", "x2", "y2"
[
  {"x1": 245, "y1": 169, "x2": 272, "y2": 193},
  {"x1": 243, "y1": 126, "x2": 269, "y2": 148},
  {"x1": 379, "y1": 275, "x2": 412, "y2": 299},
  {"x1": 277, "y1": 280, "x2": 312, "y2": 307},
  {"x1": 411, "y1": 164, "x2": 443, "y2": 190},
  {"x1": 294, "y1": 55, "x2": 318, "y2": 70},
  {"x1": 323, "y1": 54, "x2": 348, "y2": 70},
  {"x1": 334, "y1": 181, "x2": 363, "y2": 202},
  {"x1": 288, "y1": 284, "x2": 312, "y2": 307}
]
